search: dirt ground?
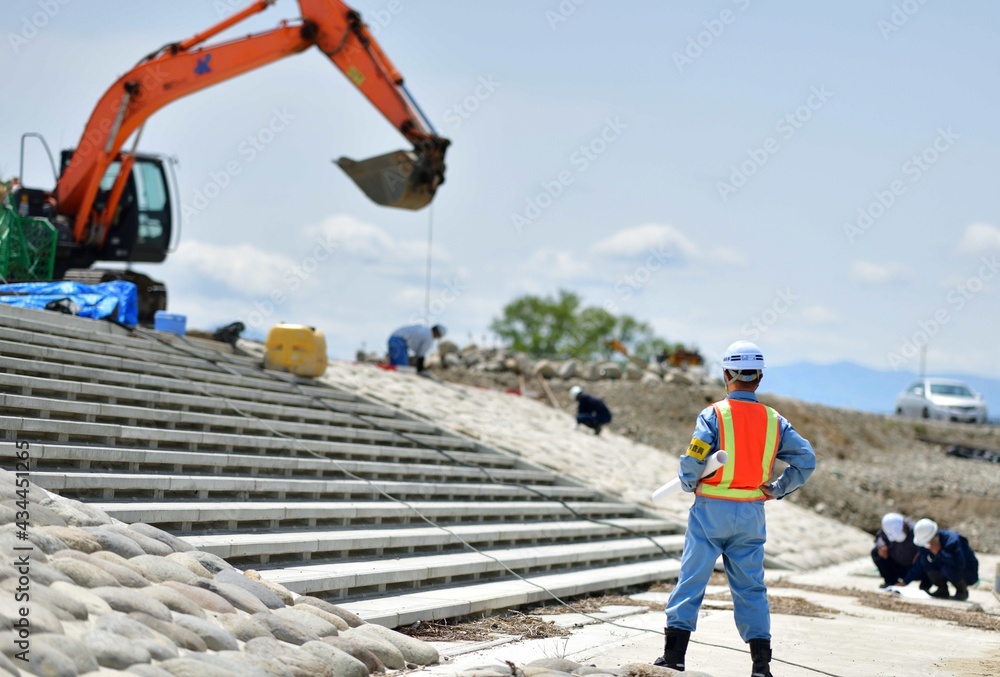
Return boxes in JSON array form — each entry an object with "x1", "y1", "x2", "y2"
[{"x1": 429, "y1": 366, "x2": 1000, "y2": 555}]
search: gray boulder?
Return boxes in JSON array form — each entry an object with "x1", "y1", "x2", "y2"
[
  {"x1": 173, "y1": 613, "x2": 239, "y2": 651},
  {"x1": 353, "y1": 623, "x2": 439, "y2": 665}
]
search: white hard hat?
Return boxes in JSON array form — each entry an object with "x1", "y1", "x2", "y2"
[
  {"x1": 881, "y1": 513, "x2": 906, "y2": 543},
  {"x1": 912, "y1": 518, "x2": 938, "y2": 548},
  {"x1": 432, "y1": 324, "x2": 446, "y2": 337},
  {"x1": 569, "y1": 386, "x2": 582, "y2": 400},
  {"x1": 722, "y1": 341, "x2": 765, "y2": 381}
]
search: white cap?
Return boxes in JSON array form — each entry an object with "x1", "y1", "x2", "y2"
[
  {"x1": 722, "y1": 341, "x2": 765, "y2": 381},
  {"x1": 569, "y1": 386, "x2": 582, "y2": 400},
  {"x1": 881, "y1": 513, "x2": 905, "y2": 543},
  {"x1": 913, "y1": 518, "x2": 938, "y2": 548}
]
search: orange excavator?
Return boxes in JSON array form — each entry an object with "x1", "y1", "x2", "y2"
[{"x1": 11, "y1": 0, "x2": 449, "y2": 319}]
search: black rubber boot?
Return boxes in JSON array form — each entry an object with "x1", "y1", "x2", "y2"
[
  {"x1": 929, "y1": 585, "x2": 951, "y2": 599},
  {"x1": 953, "y1": 581, "x2": 969, "y2": 601},
  {"x1": 749, "y1": 638, "x2": 773, "y2": 677},
  {"x1": 653, "y1": 627, "x2": 690, "y2": 671}
]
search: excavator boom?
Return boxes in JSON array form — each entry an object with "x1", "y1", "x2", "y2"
[{"x1": 55, "y1": 0, "x2": 448, "y2": 249}]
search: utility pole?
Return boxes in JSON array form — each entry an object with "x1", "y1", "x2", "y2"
[{"x1": 918, "y1": 345, "x2": 927, "y2": 380}]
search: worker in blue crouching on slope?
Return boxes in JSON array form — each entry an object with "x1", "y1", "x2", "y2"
[
  {"x1": 901, "y1": 518, "x2": 979, "y2": 601},
  {"x1": 387, "y1": 324, "x2": 445, "y2": 374},
  {"x1": 655, "y1": 341, "x2": 816, "y2": 677},
  {"x1": 569, "y1": 386, "x2": 612, "y2": 435}
]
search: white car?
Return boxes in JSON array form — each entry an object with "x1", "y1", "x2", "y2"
[{"x1": 894, "y1": 378, "x2": 988, "y2": 424}]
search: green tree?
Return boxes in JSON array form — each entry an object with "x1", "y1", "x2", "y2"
[{"x1": 490, "y1": 289, "x2": 675, "y2": 360}]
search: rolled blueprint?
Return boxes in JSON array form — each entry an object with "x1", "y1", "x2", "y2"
[{"x1": 650, "y1": 450, "x2": 728, "y2": 504}]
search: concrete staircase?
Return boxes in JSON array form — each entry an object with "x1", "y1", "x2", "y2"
[{"x1": 0, "y1": 303, "x2": 685, "y2": 626}]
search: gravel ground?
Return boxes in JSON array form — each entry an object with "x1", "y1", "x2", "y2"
[{"x1": 429, "y1": 366, "x2": 1000, "y2": 555}]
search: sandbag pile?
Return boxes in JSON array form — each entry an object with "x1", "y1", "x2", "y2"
[{"x1": 0, "y1": 468, "x2": 439, "y2": 676}]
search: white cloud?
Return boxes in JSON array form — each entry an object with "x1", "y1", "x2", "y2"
[
  {"x1": 956, "y1": 222, "x2": 1000, "y2": 255},
  {"x1": 849, "y1": 260, "x2": 908, "y2": 285},
  {"x1": 305, "y1": 214, "x2": 447, "y2": 265},
  {"x1": 801, "y1": 305, "x2": 840, "y2": 324},
  {"x1": 169, "y1": 240, "x2": 298, "y2": 296},
  {"x1": 590, "y1": 224, "x2": 697, "y2": 261}
]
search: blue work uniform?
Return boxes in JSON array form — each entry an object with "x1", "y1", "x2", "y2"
[
  {"x1": 576, "y1": 393, "x2": 612, "y2": 433},
  {"x1": 665, "y1": 390, "x2": 816, "y2": 642},
  {"x1": 903, "y1": 528, "x2": 979, "y2": 588},
  {"x1": 388, "y1": 325, "x2": 436, "y2": 368}
]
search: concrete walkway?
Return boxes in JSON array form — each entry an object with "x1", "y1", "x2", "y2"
[{"x1": 414, "y1": 554, "x2": 1000, "y2": 677}]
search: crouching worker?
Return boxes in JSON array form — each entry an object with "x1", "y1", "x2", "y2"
[
  {"x1": 873, "y1": 512, "x2": 930, "y2": 591},
  {"x1": 656, "y1": 341, "x2": 816, "y2": 677},
  {"x1": 569, "y1": 386, "x2": 612, "y2": 435},
  {"x1": 387, "y1": 324, "x2": 445, "y2": 375},
  {"x1": 901, "y1": 518, "x2": 979, "y2": 601}
]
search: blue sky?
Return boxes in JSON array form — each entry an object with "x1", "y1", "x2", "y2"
[{"x1": 4, "y1": 0, "x2": 999, "y2": 379}]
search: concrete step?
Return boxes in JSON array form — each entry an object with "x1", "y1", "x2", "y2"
[
  {"x1": 184, "y1": 518, "x2": 680, "y2": 566},
  {"x1": 94, "y1": 500, "x2": 643, "y2": 533},
  {"x1": 0, "y1": 302, "x2": 258, "y2": 366},
  {"x1": 0, "y1": 369, "x2": 409, "y2": 421},
  {"x1": 259, "y1": 534, "x2": 685, "y2": 600},
  {"x1": 1, "y1": 415, "x2": 478, "y2": 453},
  {"x1": 0, "y1": 392, "x2": 446, "y2": 438},
  {"x1": 22, "y1": 442, "x2": 554, "y2": 486},
  {"x1": 0, "y1": 336, "x2": 349, "y2": 402},
  {"x1": 338, "y1": 558, "x2": 682, "y2": 626},
  {"x1": 30, "y1": 471, "x2": 601, "y2": 502}
]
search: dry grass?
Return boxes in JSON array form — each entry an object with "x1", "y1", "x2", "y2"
[
  {"x1": 398, "y1": 611, "x2": 571, "y2": 642},
  {"x1": 769, "y1": 581, "x2": 1000, "y2": 632},
  {"x1": 529, "y1": 594, "x2": 661, "y2": 615}
]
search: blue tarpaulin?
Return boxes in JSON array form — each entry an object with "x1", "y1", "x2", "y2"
[{"x1": 0, "y1": 280, "x2": 138, "y2": 326}]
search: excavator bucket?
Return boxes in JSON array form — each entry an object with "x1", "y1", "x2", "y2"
[{"x1": 336, "y1": 149, "x2": 444, "y2": 211}]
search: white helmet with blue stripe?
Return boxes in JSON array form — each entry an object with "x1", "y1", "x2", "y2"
[{"x1": 722, "y1": 341, "x2": 765, "y2": 382}]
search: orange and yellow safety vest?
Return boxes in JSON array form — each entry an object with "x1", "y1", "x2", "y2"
[{"x1": 697, "y1": 399, "x2": 781, "y2": 501}]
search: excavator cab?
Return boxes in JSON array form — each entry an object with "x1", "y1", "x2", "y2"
[{"x1": 60, "y1": 150, "x2": 173, "y2": 264}]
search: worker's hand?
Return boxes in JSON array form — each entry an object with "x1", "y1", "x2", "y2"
[
  {"x1": 759, "y1": 483, "x2": 776, "y2": 500},
  {"x1": 877, "y1": 545, "x2": 889, "y2": 559},
  {"x1": 928, "y1": 540, "x2": 941, "y2": 556}
]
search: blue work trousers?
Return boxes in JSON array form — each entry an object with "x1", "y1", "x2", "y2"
[
  {"x1": 666, "y1": 495, "x2": 769, "y2": 641},
  {"x1": 387, "y1": 336, "x2": 409, "y2": 366}
]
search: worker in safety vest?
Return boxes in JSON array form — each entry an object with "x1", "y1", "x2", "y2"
[{"x1": 655, "y1": 341, "x2": 816, "y2": 677}]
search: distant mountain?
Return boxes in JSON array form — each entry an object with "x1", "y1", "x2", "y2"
[{"x1": 760, "y1": 361, "x2": 1000, "y2": 419}]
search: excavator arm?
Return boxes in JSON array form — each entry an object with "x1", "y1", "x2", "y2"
[{"x1": 56, "y1": 0, "x2": 448, "y2": 246}]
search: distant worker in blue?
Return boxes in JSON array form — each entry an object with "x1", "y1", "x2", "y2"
[
  {"x1": 872, "y1": 512, "x2": 930, "y2": 591},
  {"x1": 569, "y1": 386, "x2": 612, "y2": 435},
  {"x1": 655, "y1": 341, "x2": 816, "y2": 677},
  {"x1": 901, "y1": 518, "x2": 979, "y2": 601},
  {"x1": 387, "y1": 324, "x2": 445, "y2": 374}
]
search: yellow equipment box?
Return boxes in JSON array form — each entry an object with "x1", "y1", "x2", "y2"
[{"x1": 264, "y1": 324, "x2": 328, "y2": 378}]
